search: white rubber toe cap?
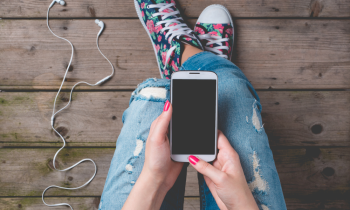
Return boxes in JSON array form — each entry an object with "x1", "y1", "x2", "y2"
[{"x1": 197, "y1": 4, "x2": 232, "y2": 24}]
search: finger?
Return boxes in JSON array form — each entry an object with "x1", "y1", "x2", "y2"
[
  {"x1": 149, "y1": 117, "x2": 159, "y2": 136},
  {"x1": 151, "y1": 100, "x2": 172, "y2": 139},
  {"x1": 203, "y1": 176, "x2": 227, "y2": 210},
  {"x1": 216, "y1": 132, "x2": 243, "y2": 175},
  {"x1": 212, "y1": 159, "x2": 222, "y2": 170},
  {"x1": 217, "y1": 131, "x2": 239, "y2": 158},
  {"x1": 189, "y1": 155, "x2": 225, "y2": 184},
  {"x1": 217, "y1": 131, "x2": 234, "y2": 152}
]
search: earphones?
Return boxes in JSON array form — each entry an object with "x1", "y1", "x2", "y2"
[
  {"x1": 95, "y1": 19, "x2": 105, "y2": 36},
  {"x1": 43, "y1": 1, "x2": 115, "y2": 209},
  {"x1": 49, "y1": 0, "x2": 65, "y2": 8}
]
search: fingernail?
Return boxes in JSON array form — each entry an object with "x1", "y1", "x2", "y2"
[
  {"x1": 189, "y1": 155, "x2": 199, "y2": 165},
  {"x1": 164, "y1": 100, "x2": 170, "y2": 111}
]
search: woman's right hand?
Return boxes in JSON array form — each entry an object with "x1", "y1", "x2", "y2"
[{"x1": 189, "y1": 131, "x2": 259, "y2": 210}]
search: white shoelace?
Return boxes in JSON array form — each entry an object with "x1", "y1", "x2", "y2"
[
  {"x1": 148, "y1": 3, "x2": 201, "y2": 72},
  {"x1": 198, "y1": 33, "x2": 229, "y2": 59}
]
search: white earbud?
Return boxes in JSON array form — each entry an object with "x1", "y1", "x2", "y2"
[
  {"x1": 56, "y1": 0, "x2": 65, "y2": 5},
  {"x1": 94, "y1": 19, "x2": 113, "y2": 84},
  {"x1": 49, "y1": 0, "x2": 65, "y2": 8},
  {"x1": 95, "y1": 19, "x2": 105, "y2": 36},
  {"x1": 95, "y1": 19, "x2": 104, "y2": 28}
]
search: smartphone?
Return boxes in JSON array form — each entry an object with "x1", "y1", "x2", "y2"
[{"x1": 170, "y1": 71, "x2": 218, "y2": 162}]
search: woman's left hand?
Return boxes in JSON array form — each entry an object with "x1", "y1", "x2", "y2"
[
  {"x1": 141, "y1": 100, "x2": 184, "y2": 190},
  {"x1": 122, "y1": 100, "x2": 182, "y2": 210}
]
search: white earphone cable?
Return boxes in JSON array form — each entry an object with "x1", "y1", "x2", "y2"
[{"x1": 43, "y1": 3, "x2": 114, "y2": 210}]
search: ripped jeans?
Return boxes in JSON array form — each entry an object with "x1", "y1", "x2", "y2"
[{"x1": 99, "y1": 52, "x2": 287, "y2": 210}]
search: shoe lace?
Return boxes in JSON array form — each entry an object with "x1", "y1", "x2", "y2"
[
  {"x1": 198, "y1": 33, "x2": 229, "y2": 59},
  {"x1": 149, "y1": 3, "x2": 201, "y2": 72}
]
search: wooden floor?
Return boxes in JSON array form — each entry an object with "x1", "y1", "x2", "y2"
[{"x1": 1, "y1": 0, "x2": 350, "y2": 209}]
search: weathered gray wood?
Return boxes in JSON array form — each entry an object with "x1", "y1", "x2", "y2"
[
  {"x1": 1, "y1": 0, "x2": 350, "y2": 18},
  {"x1": 285, "y1": 198, "x2": 350, "y2": 209},
  {"x1": 1, "y1": 91, "x2": 350, "y2": 147},
  {"x1": 0, "y1": 92, "x2": 129, "y2": 147},
  {"x1": 0, "y1": 197, "x2": 199, "y2": 210},
  {"x1": 1, "y1": 19, "x2": 350, "y2": 90},
  {"x1": 0, "y1": 197, "x2": 200, "y2": 210},
  {"x1": 0, "y1": 197, "x2": 102, "y2": 210},
  {"x1": 1, "y1": 197, "x2": 349, "y2": 209},
  {"x1": 261, "y1": 91, "x2": 350, "y2": 146},
  {"x1": 0, "y1": 148, "x2": 349, "y2": 197}
]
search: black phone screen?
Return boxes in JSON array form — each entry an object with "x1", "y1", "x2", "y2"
[{"x1": 171, "y1": 79, "x2": 216, "y2": 154}]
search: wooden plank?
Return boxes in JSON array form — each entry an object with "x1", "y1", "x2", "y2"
[
  {"x1": 2, "y1": 197, "x2": 347, "y2": 209},
  {"x1": 1, "y1": 19, "x2": 350, "y2": 90},
  {"x1": 1, "y1": 91, "x2": 350, "y2": 147},
  {"x1": 1, "y1": 197, "x2": 349, "y2": 210},
  {"x1": 1, "y1": 0, "x2": 350, "y2": 18},
  {"x1": 0, "y1": 147, "x2": 349, "y2": 197},
  {"x1": 261, "y1": 91, "x2": 350, "y2": 147},
  {"x1": 0, "y1": 197, "x2": 199, "y2": 210},
  {"x1": 285, "y1": 198, "x2": 350, "y2": 209},
  {"x1": 0, "y1": 197, "x2": 102, "y2": 210},
  {"x1": 0, "y1": 92, "x2": 129, "y2": 147}
]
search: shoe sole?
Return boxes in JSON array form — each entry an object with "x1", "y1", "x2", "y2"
[
  {"x1": 196, "y1": 4, "x2": 235, "y2": 60},
  {"x1": 134, "y1": 0, "x2": 163, "y2": 77}
]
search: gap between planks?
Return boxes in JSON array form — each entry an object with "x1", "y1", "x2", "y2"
[{"x1": 1, "y1": 19, "x2": 350, "y2": 90}]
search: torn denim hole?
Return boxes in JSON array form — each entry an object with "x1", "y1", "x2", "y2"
[
  {"x1": 261, "y1": 204, "x2": 269, "y2": 210},
  {"x1": 132, "y1": 86, "x2": 168, "y2": 103},
  {"x1": 252, "y1": 100, "x2": 264, "y2": 133},
  {"x1": 248, "y1": 152, "x2": 268, "y2": 193},
  {"x1": 132, "y1": 78, "x2": 170, "y2": 95},
  {"x1": 139, "y1": 87, "x2": 167, "y2": 99},
  {"x1": 125, "y1": 163, "x2": 133, "y2": 174},
  {"x1": 133, "y1": 139, "x2": 144, "y2": 156},
  {"x1": 124, "y1": 138, "x2": 146, "y2": 173}
]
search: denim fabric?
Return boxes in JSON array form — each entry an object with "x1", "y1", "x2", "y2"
[{"x1": 99, "y1": 51, "x2": 287, "y2": 210}]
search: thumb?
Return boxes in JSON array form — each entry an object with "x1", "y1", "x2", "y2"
[
  {"x1": 189, "y1": 155, "x2": 223, "y2": 183},
  {"x1": 152, "y1": 100, "x2": 172, "y2": 138}
]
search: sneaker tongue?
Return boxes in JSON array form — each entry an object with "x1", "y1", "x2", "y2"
[
  {"x1": 177, "y1": 35, "x2": 202, "y2": 50},
  {"x1": 178, "y1": 35, "x2": 193, "y2": 43}
]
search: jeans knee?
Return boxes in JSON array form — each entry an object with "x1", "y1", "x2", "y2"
[
  {"x1": 130, "y1": 78, "x2": 170, "y2": 104},
  {"x1": 219, "y1": 77, "x2": 259, "y2": 102}
]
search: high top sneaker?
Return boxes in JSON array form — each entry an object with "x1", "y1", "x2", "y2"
[
  {"x1": 194, "y1": 4, "x2": 234, "y2": 60},
  {"x1": 134, "y1": 0, "x2": 204, "y2": 79}
]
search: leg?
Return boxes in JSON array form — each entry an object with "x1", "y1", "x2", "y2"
[
  {"x1": 99, "y1": 78, "x2": 187, "y2": 210},
  {"x1": 180, "y1": 52, "x2": 287, "y2": 210}
]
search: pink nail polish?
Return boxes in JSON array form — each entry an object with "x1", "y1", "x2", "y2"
[
  {"x1": 189, "y1": 155, "x2": 199, "y2": 165},
  {"x1": 164, "y1": 100, "x2": 170, "y2": 111}
]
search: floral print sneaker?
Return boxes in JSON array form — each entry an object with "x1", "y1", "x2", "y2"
[
  {"x1": 194, "y1": 4, "x2": 234, "y2": 60},
  {"x1": 134, "y1": 0, "x2": 204, "y2": 79}
]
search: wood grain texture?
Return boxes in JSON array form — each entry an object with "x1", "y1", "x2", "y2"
[
  {"x1": 1, "y1": 19, "x2": 350, "y2": 90},
  {"x1": 1, "y1": 197, "x2": 349, "y2": 209},
  {"x1": 1, "y1": 0, "x2": 350, "y2": 18},
  {"x1": 0, "y1": 197, "x2": 199, "y2": 210},
  {"x1": 0, "y1": 92, "x2": 129, "y2": 147},
  {"x1": 1, "y1": 91, "x2": 350, "y2": 147},
  {"x1": 0, "y1": 197, "x2": 200, "y2": 210},
  {"x1": 0, "y1": 148, "x2": 349, "y2": 198}
]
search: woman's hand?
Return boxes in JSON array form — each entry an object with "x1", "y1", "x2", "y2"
[
  {"x1": 122, "y1": 101, "x2": 183, "y2": 210},
  {"x1": 142, "y1": 100, "x2": 184, "y2": 190},
  {"x1": 189, "y1": 131, "x2": 259, "y2": 210}
]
